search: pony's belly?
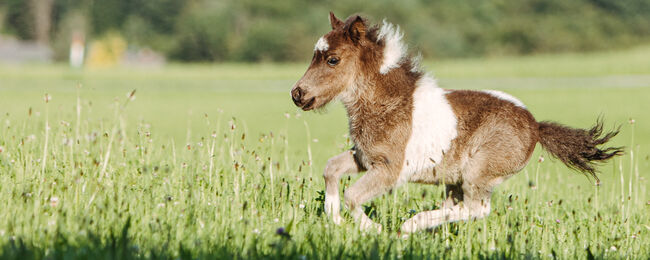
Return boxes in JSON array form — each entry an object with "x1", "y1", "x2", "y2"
[
  {"x1": 407, "y1": 166, "x2": 439, "y2": 184},
  {"x1": 405, "y1": 162, "x2": 462, "y2": 185}
]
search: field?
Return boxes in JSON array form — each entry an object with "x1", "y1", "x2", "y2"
[{"x1": 0, "y1": 46, "x2": 649, "y2": 259}]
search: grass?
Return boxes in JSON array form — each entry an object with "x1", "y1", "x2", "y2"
[{"x1": 0, "y1": 46, "x2": 649, "y2": 259}]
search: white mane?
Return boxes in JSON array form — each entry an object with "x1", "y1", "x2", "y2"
[{"x1": 377, "y1": 20, "x2": 407, "y2": 74}]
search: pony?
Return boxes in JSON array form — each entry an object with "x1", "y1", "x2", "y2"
[{"x1": 290, "y1": 12, "x2": 623, "y2": 233}]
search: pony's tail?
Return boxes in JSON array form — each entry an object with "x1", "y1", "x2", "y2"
[{"x1": 537, "y1": 119, "x2": 624, "y2": 182}]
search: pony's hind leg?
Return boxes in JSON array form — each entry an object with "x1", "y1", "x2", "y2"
[
  {"x1": 323, "y1": 150, "x2": 362, "y2": 224},
  {"x1": 400, "y1": 181, "x2": 491, "y2": 233}
]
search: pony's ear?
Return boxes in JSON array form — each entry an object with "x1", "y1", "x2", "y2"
[
  {"x1": 329, "y1": 11, "x2": 343, "y2": 29},
  {"x1": 344, "y1": 15, "x2": 366, "y2": 43}
]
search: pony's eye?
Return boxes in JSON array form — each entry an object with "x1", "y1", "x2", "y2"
[{"x1": 327, "y1": 57, "x2": 340, "y2": 66}]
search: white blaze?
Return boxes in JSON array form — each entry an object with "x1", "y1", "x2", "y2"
[
  {"x1": 482, "y1": 90, "x2": 526, "y2": 108},
  {"x1": 398, "y1": 75, "x2": 458, "y2": 184},
  {"x1": 314, "y1": 36, "x2": 329, "y2": 52}
]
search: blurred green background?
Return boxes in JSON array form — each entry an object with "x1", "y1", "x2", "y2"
[{"x1": 1, "y1": 0, "x2": 650, "y2": 63}]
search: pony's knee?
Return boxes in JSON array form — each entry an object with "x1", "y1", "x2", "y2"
[
  {"x1": 323, "y1": 159, "x2": 339, "y2": 179},
  {"x1": 343, "y1": 189, "x2": 359, "y2": 210}
]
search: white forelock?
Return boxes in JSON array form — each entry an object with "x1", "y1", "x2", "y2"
[
  {"x1": 377, "y1": 20, "x2": 406, "y2": 74},
  {"x1": 314, "y1": 36, "x2": 329, "y2": 52}
]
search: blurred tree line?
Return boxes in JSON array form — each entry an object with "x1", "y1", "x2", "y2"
[{"x1": 1, "y1": 0, "x2": 649, "y2": 62}]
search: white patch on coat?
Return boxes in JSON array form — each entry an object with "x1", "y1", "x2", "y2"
[
  {"x1": 482, "y1": 90, "x2": 526, "y2": 108},
  {"x1": 398, "y1": 75, "x2": 458, "y2": 184},
  {"x1": 377, "y1": 20, "x2": 406, "y2": 74},
  {"x1": 314, "y1": 37, "x2": 329, "y2": 52}
]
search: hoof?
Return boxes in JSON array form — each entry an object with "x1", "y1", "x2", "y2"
[
  {"x1": 332, "y1": 214, "x2": 344, "y2": 225},
  {"x1": 360, "y1": 220, "x2": 383, "y2": 233},
  {"x1": 400, "y1": 219, "x2": 419, "y2": 234}
]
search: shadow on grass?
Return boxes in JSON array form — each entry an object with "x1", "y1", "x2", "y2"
[{"x1": 0, "y1": 219, "x2": 607, "y2": 260}]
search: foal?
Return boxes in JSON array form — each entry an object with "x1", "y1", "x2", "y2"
[{"x1": 290, "y1": 13, "x2": 623, "y2": 233}]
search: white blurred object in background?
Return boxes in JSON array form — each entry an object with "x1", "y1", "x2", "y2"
[{"x1": 69, "y1": 31, "x2": 85, "y2": 68}]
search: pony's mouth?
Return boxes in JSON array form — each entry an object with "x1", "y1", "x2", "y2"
[{"x1": 301, "y1": 97, "x2": 316, "y2": 111}]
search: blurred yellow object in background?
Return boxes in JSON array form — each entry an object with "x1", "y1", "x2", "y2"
[{"x1": 86, "y1": 32, "x2": 127, "y2": 68}]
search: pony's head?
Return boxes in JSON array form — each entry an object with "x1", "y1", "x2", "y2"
[{"x1": 291, "y1": 12, "x2": 409, "y2": 110}]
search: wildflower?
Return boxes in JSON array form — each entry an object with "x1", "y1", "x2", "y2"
[
  {"x1": 313, "y1": 139, "x2": 319, "y2": 143},
  {"x1": 538, "y1": 155, "x2": 544, "y2": 163},
  {"x1": 276, "y1": 227, "x2": 290, "y2": 239},
  {"x1": 299, "y1": 204, "x2": 305, "y2": 209},
  {"x1": 44, "y1": 94, "x2": 52, "y2": 103},
  {"x1": 628, "y1": 118, "x2": 635, "y2": 124},
  {"x1": 610, "y1": 246, "x2": 617, "y2": 251},
  {"x1": 126, "y1": 90, "x2": 136, "y2": 101},
  {"x1": 0, "y1": 146, "x2": 4, "y2": 153},
  {"x1": 157, "y1": 203, "x2": 165, "y2": 208},
  {"x1": 274, "y1": 218, "x2": 279, "y2": 223},
  {"x1": 555, "y1": 219, "x2": 561, "y2": 224},
  {"x1": 284, "y1": 113, "x2": 290, "y2": 119},
  {"x1": 253, "y1": 228, "x2": 260, "y2": 234},
  {"x1": 49, "y1": 197, "x2": 59, "y2": 207}
]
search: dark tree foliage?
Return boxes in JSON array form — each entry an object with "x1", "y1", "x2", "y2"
[{"x1": 1, "y1": 0, "x2": 649, "y2": 62}]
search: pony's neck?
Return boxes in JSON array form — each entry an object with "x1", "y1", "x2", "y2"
[{"x1": 341, "y1": 68, "x2": 420, "y2": 121}]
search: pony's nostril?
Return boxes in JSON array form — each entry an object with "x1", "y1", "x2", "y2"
[{"x1": 291, "y1": 87, "x2": 303, "y2": 104}]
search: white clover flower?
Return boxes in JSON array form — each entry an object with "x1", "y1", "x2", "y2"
[{"x1": 49, "y1": 197, "x2": 59, "y2": 207}]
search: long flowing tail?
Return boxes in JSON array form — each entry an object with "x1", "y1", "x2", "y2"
[{"x1": 537, "y1": 119, "x2": 624, "y2": 181}]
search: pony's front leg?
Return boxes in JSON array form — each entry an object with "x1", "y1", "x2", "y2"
[
  {"x1": 344, "y1": 167, "x2": 398, "y2": 232},
  {"x1": 323, "y1": 150, "x2": 362, "y2": 225}
]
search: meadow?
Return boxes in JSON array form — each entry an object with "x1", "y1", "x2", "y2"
[{"x1": 0, "y1": 46, "x2": 649, "y2": 259}]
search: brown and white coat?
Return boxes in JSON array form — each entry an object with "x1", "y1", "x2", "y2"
[{"x1": 291, "y1": 13, "x2": 622, "y2": 233}]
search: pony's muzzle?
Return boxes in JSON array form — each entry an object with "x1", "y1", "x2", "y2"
[
  {"x1": 291, "y1": 86, "x2": 316, "y2": 110},
  {"x1": 291, "y1": 87, "x2": 305, "y2": 106}
]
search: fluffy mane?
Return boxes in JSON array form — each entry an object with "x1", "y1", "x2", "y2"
[{"x1": 366, "y1": 20, "x2": 422, "y2": 75}]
